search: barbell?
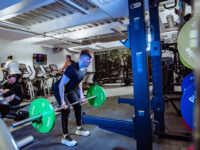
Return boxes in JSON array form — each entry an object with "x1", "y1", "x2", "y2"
[{"x1": 11, "y1": 85, "x2": 106, "y2": 133}]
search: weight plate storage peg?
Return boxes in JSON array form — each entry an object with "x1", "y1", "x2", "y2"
[{"x1": 29, "y1": 98, "x2": 56, "y2": 133}]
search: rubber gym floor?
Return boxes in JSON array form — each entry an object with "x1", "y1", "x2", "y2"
[{"x1": 6, "y1": 85, "x2": 192, "y2": 150}]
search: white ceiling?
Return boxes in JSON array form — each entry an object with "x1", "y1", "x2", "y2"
[
  {"x1": 0, "y1": 27, "x2": 35, "y2": 40},
  {"x1": 0, "y1": 0, "x2": 192, "y2": 52}
]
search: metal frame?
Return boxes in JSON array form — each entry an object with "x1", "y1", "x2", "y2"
[
  {"x1": 82, "y1": 0, "x2": 153, "y2": 149},
  {"x1": 81, "y1": 0, "x2": 193, "y2": 149},
  {"x1": 149, "y1": 0, "x2": 165, "y2": 136},
  {"x1": 128, "y1": 0, "x2": 153, "y2": 149}
]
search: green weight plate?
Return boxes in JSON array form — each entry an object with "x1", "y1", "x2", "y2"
[
  {"x1": 29, "y1": 98, "x2": 55, "y2": 133},
  {"x1": 180, "y1": 55, "x2": 193, "y2": 69},
  {"x1": 86, "y1": 85, "x2": 106, "y2": 107},
  {"x1": 177, "y1": 16, "x2": 198, "y2": 69}
]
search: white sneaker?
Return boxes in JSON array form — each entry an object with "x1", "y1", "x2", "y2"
[
  {"x1": 75, "y1": 127, "x2": 91, "y2": 136},
  {"x1": 61, "y1": 135, "x2": 77, "y2": 147}
]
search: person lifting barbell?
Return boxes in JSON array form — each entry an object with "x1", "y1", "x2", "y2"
[
  {"x1": 52, "y1": 49, "x2": 92, "y2": 147},
  {"x1": 11, "y1": 51, "x2": 106, "y2": 147}
]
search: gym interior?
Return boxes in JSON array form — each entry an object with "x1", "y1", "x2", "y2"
[{"x1": 0, "y1": 0, "x2": 199, "y2": 150}]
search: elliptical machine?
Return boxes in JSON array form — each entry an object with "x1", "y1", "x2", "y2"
[
  {"x1": 19, "y1": 64, "x2": 35, "y2": 100},
  {"x1": 33, "y1": 64, "x2": 50, "y2": 97}
]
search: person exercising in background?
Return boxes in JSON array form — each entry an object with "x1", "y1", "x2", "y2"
[
  {"x1": 52, "y1": 50, "x2": 92, "y2": 147},
  {"x1": 0, "y1": 58, "x2": 3, "y2": 85},
  {"x1": 56, "y1": 55, "x2": 75, "y2": 74},
  {"x1": 121, "y1": 52, "x2": 127, "y2": 85},
  {"x1": 0, "y1": 74, "x2": 23, "y2": 106},
  {"x1": 2, "y1": 56, "x2": 21, "y2": 81}
]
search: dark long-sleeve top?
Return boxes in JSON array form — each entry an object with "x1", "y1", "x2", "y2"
[{"x1": 2, "y1": 81, "x2": 23, "y2": 100}]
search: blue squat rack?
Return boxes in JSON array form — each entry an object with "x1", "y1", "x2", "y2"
[{"x1": 82, "y1": 0, "x2": 189, "y2": 150}]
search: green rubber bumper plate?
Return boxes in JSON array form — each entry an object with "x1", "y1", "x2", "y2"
[
  {"x1": 29, "y1": 98, "x2": 55, "y2": 133},
  {"x1": 86, "y1": 85, "x2": 106, "y2": 107},
  {"x1": 180, "y1": 55, "x2": 193, "y2": 69},
  {"x1": 177, "y1": 16, "x2": 199, "y2": 69}
]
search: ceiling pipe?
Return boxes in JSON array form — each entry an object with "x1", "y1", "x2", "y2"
[
  {"x1": 0, "y1": 20, "x2": 30, "y2": 30},
  {"x1": 0, "y1": 21, "x2": 81, "y2": 45}
]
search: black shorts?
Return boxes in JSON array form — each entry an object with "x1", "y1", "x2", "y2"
[
  {"x1": 65, "y1": 90, "x2": 80, "y2": 105},
  {"x1": 52, "y1": 80, "x2": 80, "y2": 105}
]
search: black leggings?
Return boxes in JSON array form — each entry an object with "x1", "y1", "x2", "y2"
[{"x1": 61, "y1": 90, "x2": 82, "y2": 134}]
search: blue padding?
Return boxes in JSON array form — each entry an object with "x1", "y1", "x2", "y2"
[
  {"x1": 180, "y1": 83, "x2": 196, "y2": 130},
  {"x1": 82, "y1": 115, "x2": 135, "y2": 138},
  {"x1": 181, "y1": 73, "x2": 195, "y2": 93},
  {"x1": 120, "y1": 25, "x2": 130, "y2": 49},
  {"x1": 118, "y1": 97, "x2": 134, "y2": 106}
]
